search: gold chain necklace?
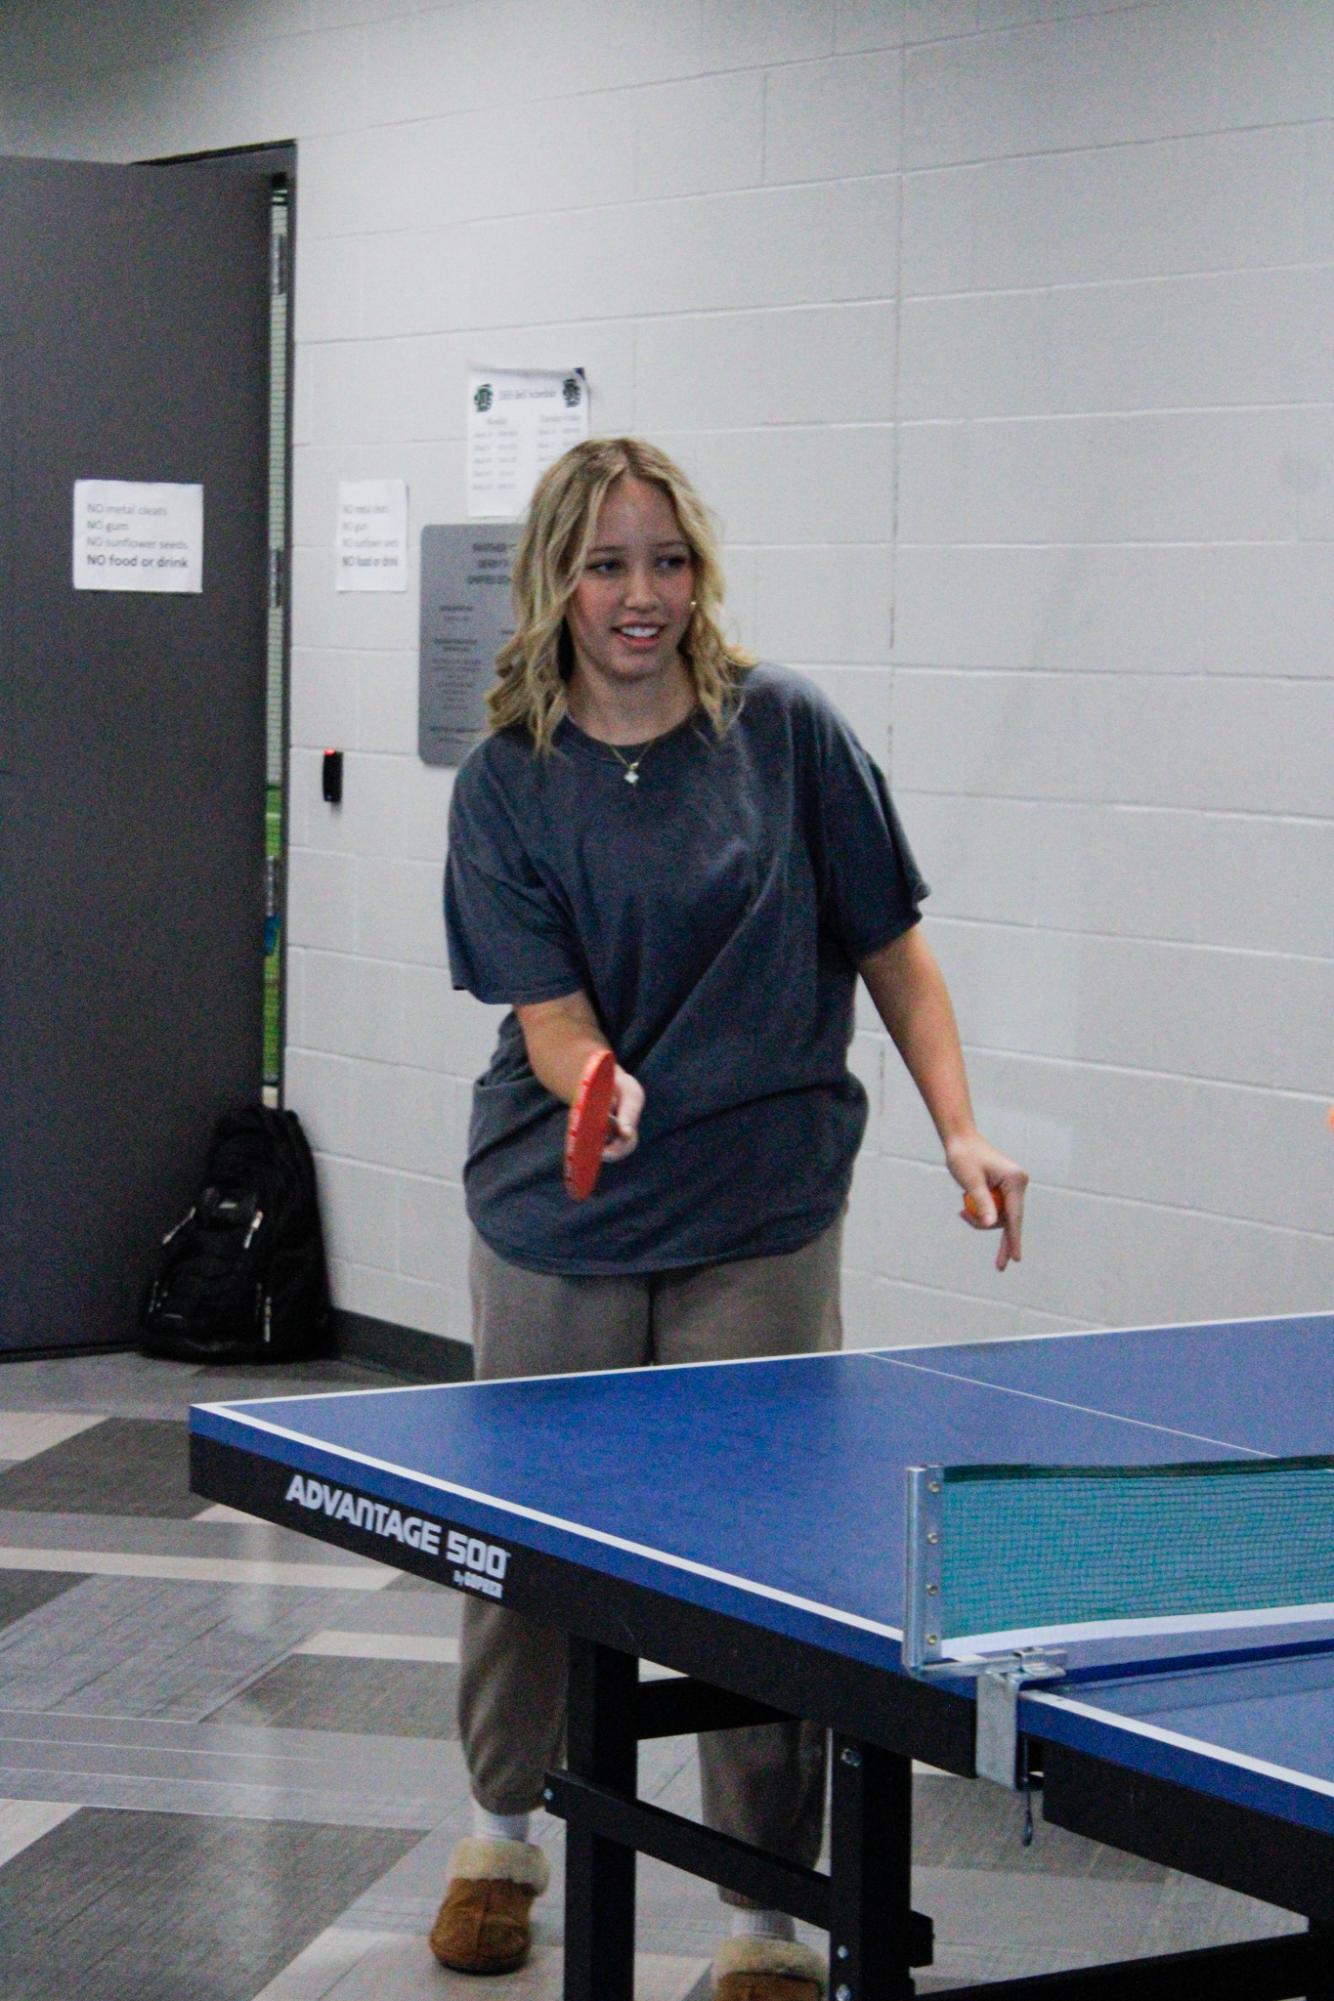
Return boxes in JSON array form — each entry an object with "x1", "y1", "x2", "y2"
[{"x1": 606, "y1": 737, "x2": 656, "y2": 785}]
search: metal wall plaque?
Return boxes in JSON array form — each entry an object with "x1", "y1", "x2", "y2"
[{"x1": 418, "y1": 522, "x2": 519, "y2": 767}]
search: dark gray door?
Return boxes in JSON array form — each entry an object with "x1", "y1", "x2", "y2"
[{"x1": 0, "y1": 155, "x2": 274, "y2": 1355}]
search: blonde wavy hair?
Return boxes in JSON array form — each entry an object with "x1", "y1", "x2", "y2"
[{"x1": 487, "y1": 436, "x2": 753, "y2": 751}]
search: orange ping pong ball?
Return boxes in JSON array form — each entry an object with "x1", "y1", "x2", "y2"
[{"x1": 965, "y1": 1188, "x2": 1005, "y2": 1225}]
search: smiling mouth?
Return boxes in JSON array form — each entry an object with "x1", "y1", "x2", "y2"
[{"x1": 615, "y1": 624, "x2": 664, "y2": 641}]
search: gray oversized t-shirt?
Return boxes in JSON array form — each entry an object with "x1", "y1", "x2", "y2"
[{"x1": 444, "y1": 665, "x2": 928, "y2": 1274}]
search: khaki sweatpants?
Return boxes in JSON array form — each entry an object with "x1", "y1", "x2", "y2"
[{"x1": 458, "y1": 1218, "x2": 844, "y2": 1902}]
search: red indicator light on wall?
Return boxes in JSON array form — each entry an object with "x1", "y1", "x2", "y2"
[{"x1": 322, "y1": 750, "x2": 343, "y2": 804}]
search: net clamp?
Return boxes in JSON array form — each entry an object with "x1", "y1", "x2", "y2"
[
  {"x1": 973, "y1": 1651, "x2": 1068, "y2": 1788},
  {"x1": 904, "y1": 1644, "x2": 1067, "y2": 1787}
]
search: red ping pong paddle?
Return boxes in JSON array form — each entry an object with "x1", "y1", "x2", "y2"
[{"x1": 564, "y1": 1048, "x2": 617, "y2": 1201}]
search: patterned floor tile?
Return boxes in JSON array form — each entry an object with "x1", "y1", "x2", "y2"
[
  {"x1": 0, "y1": 1571, "x2": 81, "y2": 1632},
  {"x1": 0, "y1": 1501, "x2": 393, "y2": 1570},
  {"x1": 294, "y1": 1630, "x2": 459, "y2": 1661},
  {"x1": 0, "y1": 1545, "x2": 396, "y2": 1590},
  {"x1": 0, "y1": 1576, "x2": 380, "y2": 1719},
  {"x1": 0, "y1": 1797, "x2": 80, "y2": 1865},
  {"x1": 913, "y1": 1860, "x2": 1301, "y2": 1991},
  {"x1": 209, "y1": 1655, "x2": 460, "y2": 1739},
  {"x1": 0, "y1": 1417, "x2": 200, "y2": 1517},
  {"x1": 0, "y1": 1353, "x2": 389, "y2": 1421},
  {"x1": 188, "y1": 1361, "x2": 398, "y2": 1405},
  {"x1": 279, "y1": 1590, "x2": 461, "y2": 1640},
  {"x1": 0, "y1": 1352, "x2": 199, "y2": 1418},
  {"x1": 913, "y1": 1769, "x2": 1167, "y2": 1880},
  {"x1": 250, "y1": 1926, "x2": 401, "y2": 2000},
  {"x1": 0, "y1": 1807, "x2": 420, "y2": 2001},
  {"x1": 0, "y1": 1709, "x2": 468, "y2": 1829},
  {"x1": 256, "y1": 1921, "x2": 710, "y2": 2001},
  {"x1": 0, "y1": 1414, "x2": 104, "y2": 1463}
]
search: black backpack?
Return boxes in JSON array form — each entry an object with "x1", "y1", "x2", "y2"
[{"x1": 139, "y1": 1105, "x2": 331, "y2": 1364}]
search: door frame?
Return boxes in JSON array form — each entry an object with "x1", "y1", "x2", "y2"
[{"x1": 150, "y1": 140, "x2": 298, "y2": 1105}]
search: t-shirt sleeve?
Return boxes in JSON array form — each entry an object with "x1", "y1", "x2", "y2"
[
  {"x1": 443, "y1": 749, "x2": 585, "y2": 1005},
  {"x1": 805, "y1": 689, "x2": 930, "y2": 962}
]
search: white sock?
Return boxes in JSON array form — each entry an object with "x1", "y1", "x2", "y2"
[
  {"x1": 472, "y1": 1802, "x2": 531, "y2": 1845},
  {"x1": 730, "y1": 1908, "x2": 796, "y2": 1942}
]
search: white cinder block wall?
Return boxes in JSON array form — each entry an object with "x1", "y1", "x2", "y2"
[{"x1": 2, "y1": 0, "x2": 1330, "y2": 1352}]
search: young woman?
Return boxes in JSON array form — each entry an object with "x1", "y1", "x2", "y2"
[{"x1": 434, "y1": 437, "x2": 1026, "y2": 2001}]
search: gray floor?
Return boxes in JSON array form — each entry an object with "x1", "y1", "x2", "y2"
[{"x1": 0, "y1": 1349, "x2": 1301, "y2": 1999}]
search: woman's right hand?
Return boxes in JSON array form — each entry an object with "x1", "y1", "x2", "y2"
[
  {"x1": 604, "y1": 1067, "x2": 645, "y2": 1162},
  {"x1": 514, "y1": 990, "x2": 645, "y2": 1165}
]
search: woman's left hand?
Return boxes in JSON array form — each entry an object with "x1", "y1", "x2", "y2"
[{"x1": 945, "y1": 1135, "x2": 1028, "y2": 1271}]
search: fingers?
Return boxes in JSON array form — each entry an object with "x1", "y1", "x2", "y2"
[
  {"x1": 997, "y1": 1180, "x2": 1024, "y2": 1269},
  {"x1": 961, "y1": 1174, "x2": 1027, "y2": 1269},
  {"x1": 962, "y1": 1186, "x2": 1002, "y2": 1228},
  {"x1": 601, "y1": 1068, "x2": 644, "y2": 1163}
]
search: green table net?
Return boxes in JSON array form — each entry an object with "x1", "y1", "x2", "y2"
[{"x1": 935, "y1": 1455, "x2": 1334, "y2": 1641}]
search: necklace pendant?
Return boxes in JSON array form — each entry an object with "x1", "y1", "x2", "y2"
[{"x1": 624, "y1": 768, "x2": 640, "y2": 785}]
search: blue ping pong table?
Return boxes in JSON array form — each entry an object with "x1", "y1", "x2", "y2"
[{"x1": 190, "y1": 1310, "x2": 1334, "y2": 2000}]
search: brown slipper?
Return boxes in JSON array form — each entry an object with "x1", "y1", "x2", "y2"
[
  {"x1": 428, "y1": 1836, "x2": 550, "y2": 1975},
  {"x1": 712, "y1": 1934, "x2": 825, "y2": 1999}
]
